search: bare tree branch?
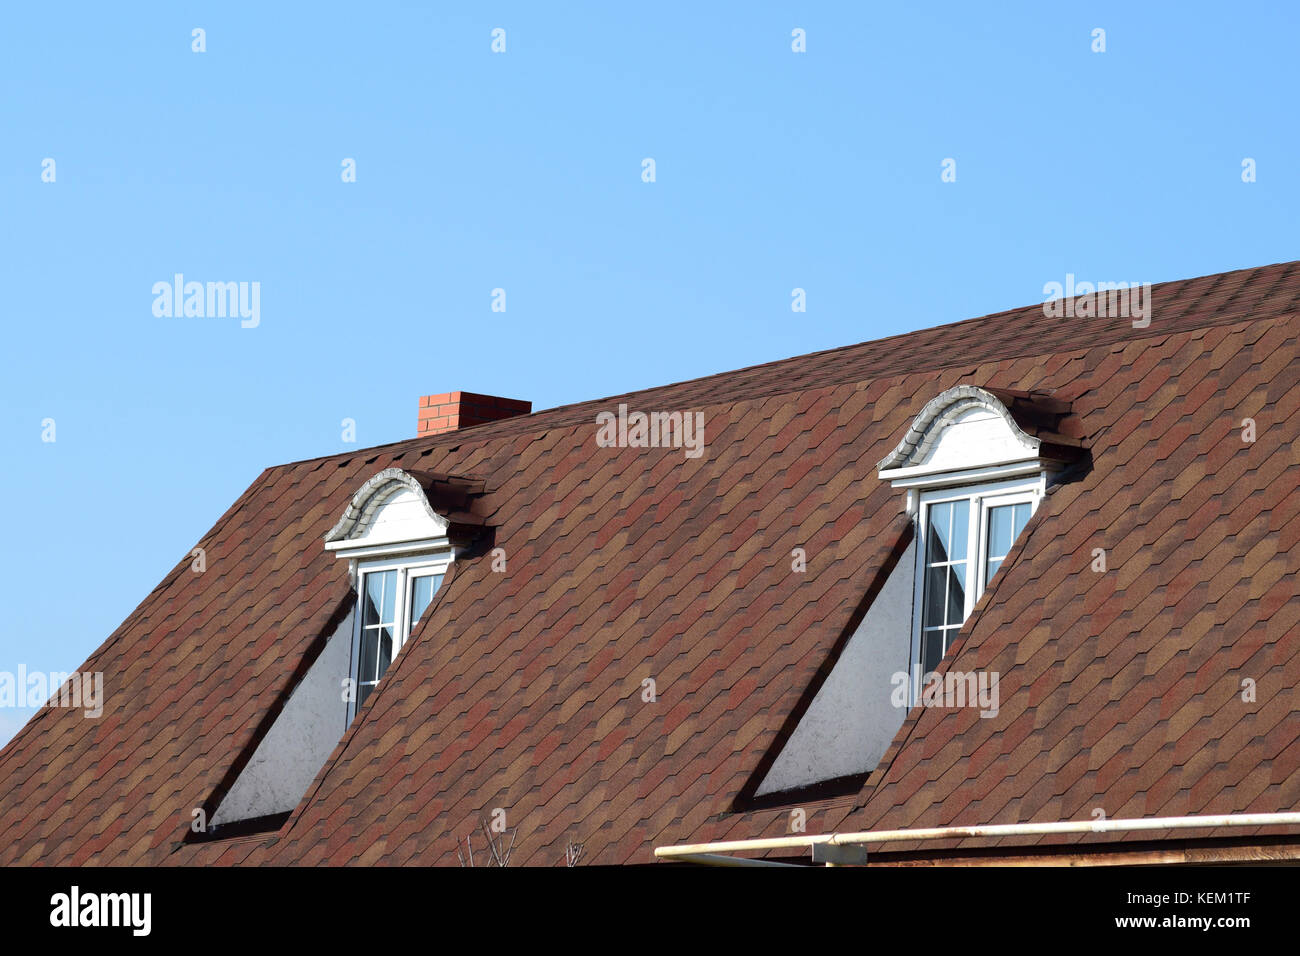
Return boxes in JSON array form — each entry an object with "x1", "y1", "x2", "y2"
[{"x1": 460, "y1": 817, "x2": 517, "y2": 867}]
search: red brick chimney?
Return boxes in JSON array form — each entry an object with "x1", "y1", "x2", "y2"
[{"x1": 418, "y1": 391, "x2": 532, "y2": 436}]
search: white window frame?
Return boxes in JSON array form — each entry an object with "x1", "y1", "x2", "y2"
[
  {"x1": 348, "y1": 550, "x2": 451, "y2": 723},
  {"x1": 910, "y1": 476, "x2": 1042, "y2": 678},
  {"x1": 976, "y1": 488, "x2": 1038, "y2": 596}
]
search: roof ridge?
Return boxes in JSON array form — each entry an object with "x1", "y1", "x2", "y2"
[{"x1": 273, "y1": 259, "x2": 1299, "y2": 470}]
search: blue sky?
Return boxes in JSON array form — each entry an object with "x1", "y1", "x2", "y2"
[{"x1": 2, "y1": 2, "x2": 1297, "y2": 745}]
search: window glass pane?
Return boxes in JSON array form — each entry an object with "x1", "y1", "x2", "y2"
[
  {"x1": 380, "y1": 572, "x2": 396, "y2": 624},
  {"x1": 945, "y1": 564, "x2": 966, "y2": 625},
  {"x1": 926, "y1": 502, "x2": 952, "y2": 565},
  {"x1": 984, "y1": 500, "x2": 1034, "y2": 588},
  {"x1": 362, "y1": 576, "x2": 382, "y2": 629},
  {"x1": 357, "y1": 681, "x2": 373, "y2": 710},
  {"x1": 359, "y1": 629, "x2": 378, "y2": 684},
  {"x1": 922, "y1": 630, "x2": 944, "y2": 674},
  {"x1": 364, "y1": 571, "x2": 397, "y2": 627},
  {"x1": 376, "y1": 628, "x2": 394, "y2": 680},
  {"x1": 988, "y1": 505, "x2": 1014, "y2": 559},
  {"x1": 949, "y1": 499, "x2": 969, "y2": 561},
  {"x1": 923, "y1": 566, "x2": 947, "y2": 628},
  {"x1": 409, "y1": 573, "x2": 443, "y2": 628},
  {"x1": 1012, "y1": 502, "x2": 1031, "y2": 539}
]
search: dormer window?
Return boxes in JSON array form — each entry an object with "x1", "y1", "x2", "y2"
[
  {"x1": 324, "y1": 468, "x2": 458, "y2": 720},
  {"x1": 879, "y1": 386, "x2": 1083, "y2": 677},
  {"x1": 196, "y1": 467, "x2": 488, "y2": 832},
  {"x1": 915, "y1": 479, "x2": 1038, "y2": 673},
  {"x1": 353, "y1": 556, "x2": 447, "y2": 710}
]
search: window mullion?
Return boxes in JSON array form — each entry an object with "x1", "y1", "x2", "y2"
[
  {"x1": 913, "y1": 502, "x2": 927, "y2": 672},
  {"x1": 976, "y1": 498, "x2": 990, "y2": 599},
  {"x1": 395, "y1": 568, "x2": 409, "y2": 650},
  {"x1": 964, "y1": 495, "x2": 979, "y2": 618}
]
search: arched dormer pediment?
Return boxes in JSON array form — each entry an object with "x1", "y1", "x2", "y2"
[
  {"x1": 878, "y1": 385, "x2": 1081, "y2": 489},
  {"x1": 324, "y1": 468, "x2": 451, "y2": 559}
]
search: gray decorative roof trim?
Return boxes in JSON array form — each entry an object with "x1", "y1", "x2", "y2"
[
  {"x1": 876, "y1": 385, "x2": 1039, "y2": 473},
  {"x1": 323, "y1": 468, "x2": 448, "y2": 544}
]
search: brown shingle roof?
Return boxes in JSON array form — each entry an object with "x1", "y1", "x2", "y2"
[{"x1": 2, "y1": 260, "x2": 1299, "y2": 865}]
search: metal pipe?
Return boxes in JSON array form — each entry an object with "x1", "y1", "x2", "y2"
[{"x1": 654, "y1": 811, "x2": 1300, "y2": 862}]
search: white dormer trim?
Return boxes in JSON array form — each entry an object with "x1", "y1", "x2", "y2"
[
  {"x1": 878, "y1": 386, "x2": 1038, "y2": 472},
  {"x1": 324, "y1": 468, "x2": 451, "y2": 560},
  {"x1": 877, "y1": 386, "x2": 1064, "y2": 503}
]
